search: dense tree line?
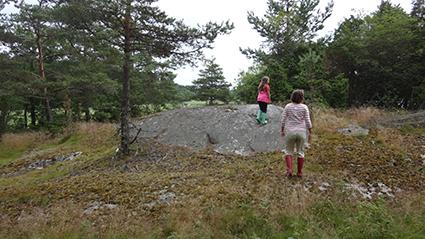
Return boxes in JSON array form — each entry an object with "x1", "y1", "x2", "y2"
[{"x1": 235, "y1": 0, "x2": 425, "y2": 109}]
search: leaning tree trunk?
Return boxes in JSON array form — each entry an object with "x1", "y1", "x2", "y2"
[
  {"x1": 119, "y1": 8, "x2": 132, "y2": 156},
  {"x1": 36, "y1": 30, "x2": 53, "y2": 124}
]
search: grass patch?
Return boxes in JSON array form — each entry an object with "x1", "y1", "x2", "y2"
[
  {"x1": 0, "y1": 132, "x2": 47, "y2": 165},
  {"x1": 399, "y1": 125, "x2": 425, "y2": 135},
  {"x1": 0, "y1": 145, "x2": 26, "y2": 166}
]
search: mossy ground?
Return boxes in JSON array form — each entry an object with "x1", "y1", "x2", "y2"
[{"x1": 0, "y1": 108, "x2": 424, "y2": 238}]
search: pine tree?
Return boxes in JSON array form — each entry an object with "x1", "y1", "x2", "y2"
[
  {"x1": 1, "y1": 1, "x2": 57, "y2": 124},
  {"x1": 241, "y1": 0, "x2": 333, "y2": 102},
  {"x1": 193, "y1": 58, "x2": 231, "y2": 105},
  {"x1": 58, "y1": 0, "x2": 233, "y2": 155}
]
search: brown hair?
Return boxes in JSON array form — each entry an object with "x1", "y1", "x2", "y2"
[
  {"x1": 257, "y1": 76, "x2": 270, "y2": 92},
  {"x1": 291, "y1": 89, "x2": 304, "y2": 104}
]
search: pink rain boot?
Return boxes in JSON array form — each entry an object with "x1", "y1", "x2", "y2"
[
  {"x1": 285, "y1": 155, "x2": 293, "y2": 177},
  {"x1": 297, "y1": 157, "x2": 304, "y2": 177}
]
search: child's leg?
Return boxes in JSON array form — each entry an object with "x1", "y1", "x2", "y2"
[
  {"x1": 256, "y1": 109, "x2": 262, "y2": 123},
  {"x1": 285, "y1": 155, "x2": 293, "y2": 176},
  {"x1": 294, "y1": 134, "x2": 306, "y2": 177},
  {"x1": 283, "y1": 133, "x2": 296, "y2": 177},
  {"x1": 297, "y1": 157, "x2": 304, "y2": 177}
]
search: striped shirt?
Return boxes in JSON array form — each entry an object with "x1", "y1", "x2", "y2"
[{"x1": 281, "y1": 103, "x2": 312, "y2": 133}]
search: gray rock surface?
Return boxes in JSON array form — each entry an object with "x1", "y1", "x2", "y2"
[
  {"x1": 27, "y1": 151, "x2": 82, "y2": 170},
  {"x1": 380, "y1": 111, "x2": 425, "y2": 128},
  {"x1": 337, "y1": 124, "x2": 369, "y2": 136},
  {"x1": 136, "y1": 105, "x2": 284, "y2": 155}
]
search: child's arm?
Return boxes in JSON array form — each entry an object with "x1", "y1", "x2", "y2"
[
  {"x1": 280, "y1": 107, "x2": 287, "y2": 136},
  {"x1": 304, "y1": 106, "x2": 312, "y2": 143},
  {"x1": 308, "y1": 128, "x2": 312, "y2": 144},
  {"x1": 267, "y1": 85, "x2": 271, "y2": 102}
]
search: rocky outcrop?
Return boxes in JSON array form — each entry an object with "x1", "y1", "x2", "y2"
[
  {"x1": 136, "y1": 105, "x2": 284, "y2": 155},
  {"x1": 380, "y1": 111, "x2": 425, "y2": 128}
]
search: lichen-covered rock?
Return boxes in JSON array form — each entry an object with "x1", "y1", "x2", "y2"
[
  {"x1": 135, "y1": 105, "x2": 284, "y2": 155},
  {"x1": 337, "y1": 124, "x2": 369, "y2": 136}
]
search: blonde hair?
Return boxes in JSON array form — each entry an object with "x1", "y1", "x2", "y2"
[{"x1": 258, "y1": 76, "x2": 270, "y2": 92}]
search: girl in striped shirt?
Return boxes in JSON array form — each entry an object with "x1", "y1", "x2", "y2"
[{"x1": 280, "y1": 89, "x2": 312, "y2": 178}]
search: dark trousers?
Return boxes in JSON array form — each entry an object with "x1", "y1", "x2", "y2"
[{"x1": 258, "y1": 101, "x2": 268, "y2": 113}]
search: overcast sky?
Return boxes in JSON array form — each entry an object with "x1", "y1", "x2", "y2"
[{"x1": 2, "y1": 0, "x2": 412, "y2": 86}]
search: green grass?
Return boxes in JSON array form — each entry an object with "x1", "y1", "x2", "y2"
[
  {"x1": 400, "y1": 125, "x2": 425, "y2": 135},
  {"x1": 0, "y1": 145, "x2": 26, "y2": 166},
  {"x1": 137, "y1": 198, "x2": 425, "y2": 239}
]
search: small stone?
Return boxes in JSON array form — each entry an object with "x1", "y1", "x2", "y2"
[
  {"x1": 337, "y1": 124, "x2": 369, "y2": 136},
  {"x1": 159, "y1": 192, "x2": 176, "y2": 204},
  {"x1": 84, "y1": 201, "x2": 101, "y2": 214},
  {"x1": 104, "y1": 204, "x2": 118, "y2": 210},
  {"x1": 144, "y1": 201, "x2": 156, "y2": 209},
  {"x1": 318, "y1": 182, "x2": 330, "y2": 191}
]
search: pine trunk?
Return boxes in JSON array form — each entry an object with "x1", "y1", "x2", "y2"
[
  {"x1": 24, "y1": 106, "x2": 28, "y2": 129},
  {"x1": 120, "y1": 7, "x2": 132, "y2": 156},
  {"x1": 36, "y1": 31, "x2": 53, "y2": 124},
  {"x1": 64, "y1": 93, "x2": 72, "y2": 124}
]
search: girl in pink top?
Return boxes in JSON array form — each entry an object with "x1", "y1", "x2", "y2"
[
  {"x1": 256, "y1": 76, "x2": 271, "y2": 125},
  {"x1": 280, "y1": 89, "x2": 312, "y2": 178}
]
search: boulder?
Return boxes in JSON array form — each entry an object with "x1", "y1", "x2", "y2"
[
  {"x1": 337, "y1": 124, "x2": 369, "y2": 136},
  {"x1": 135, "y1": 105, "x2": 284, "y2": 155}
]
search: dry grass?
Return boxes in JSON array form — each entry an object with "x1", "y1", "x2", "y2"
[
  {"x1": 342, "y1": 107, "x2": 387, "y2": 126},
  {"x1": 0, "y1": 132, "x2": 47, "y2": 151},
  {"x1": 72, "y1": 122, "x2": 117, "y2": 148},
  {"x1": 311, "y1": 107, "x2": 348, "y2": 132},
  {"x1": 312, "y1": 106, "x2": 389, "y2": 133},
  {"x1": 0, "y1": 132, "x2": 49, "y2": 166}
]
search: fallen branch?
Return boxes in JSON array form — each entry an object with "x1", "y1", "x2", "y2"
[{"x1": 130, "y1": 128, "x2": 142, "y2": 145}]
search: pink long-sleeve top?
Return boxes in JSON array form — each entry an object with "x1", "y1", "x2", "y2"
[
  {"x1": 281, "y1": 103, "x2": 312, "y2": 133},
  {"x1": 257, "y1": 84, "x2": 271, "y2": 103}
]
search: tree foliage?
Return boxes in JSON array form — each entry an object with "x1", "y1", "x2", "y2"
[
  {"x1": 327, "y1": 1, "x2": 424, "y2": 108},
  {"x1": 239, "y1": 0, "x2": 335, "y2": 103},
  {"x1": 56, "y1": 0, "x2": 233, "y2": 154},
  {"x1": 236, "y1": 0, "x2": 424, "y2": 109}
]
